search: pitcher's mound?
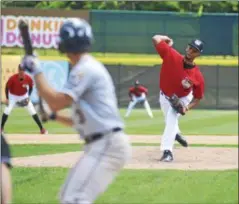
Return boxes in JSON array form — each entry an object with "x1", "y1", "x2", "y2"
[{"x1": 12, "y1": 147, "x2": 238, "y2": 170}]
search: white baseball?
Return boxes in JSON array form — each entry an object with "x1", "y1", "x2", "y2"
[{"x1": 168, "y1": 39, "x2": 174, "y2": 47}]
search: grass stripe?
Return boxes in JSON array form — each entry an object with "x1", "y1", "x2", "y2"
[
  {"x1": 133, "y1": 143, "x2": 238, "y2": 148},
  {"x1": 3, "y1": 109, "x2": 238, "y2": 135},
  {"x1": 11, "y1": 143, "x2": 238, "y2": 158},
  {"x1": 12, "y1": 168, "x2": 238, "y2": 204}
]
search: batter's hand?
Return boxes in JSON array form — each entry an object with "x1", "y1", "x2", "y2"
[
  {"x1": 40, "y1": 111, "x2": 49, "y2": 123},
  {"x1": 20, "y1": 55, "x2": 42, "y2": 76},
  {"x1": 38, "y1": 101, "x2": 57, "y2": 123},
  {"x1": 41, "y1": 112, "x2": 57, "y2": 123}
]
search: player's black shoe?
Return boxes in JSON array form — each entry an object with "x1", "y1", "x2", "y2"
[
  {"x1": 160, "y1": 150, "x2": 173, "y2": 162},
  {"x1": 175, "y1": 134, "x2": 188, "y2": 147}
]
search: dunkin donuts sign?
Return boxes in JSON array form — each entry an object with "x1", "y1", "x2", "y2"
[{"x1": 1, "y1": 15, "x2": 67, "y2": 48}]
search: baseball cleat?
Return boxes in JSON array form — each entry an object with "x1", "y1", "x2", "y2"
[
  {"x1": 160, "y1": 150, "x2": 173, "y2": 162},
  {"x1": 175, "y1": 134, "x2": 188, "y2": 147},
  {"x1": 40, "y1": 128, "x2": 48, "y2": 134}
]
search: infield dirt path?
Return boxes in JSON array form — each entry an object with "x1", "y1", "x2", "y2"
[
  {"x1": 6, "y1": 134, "x2": 238, "y2": 145},
  {"x1": 7, "y1": 134, "x2": 238, "y2": 171}
]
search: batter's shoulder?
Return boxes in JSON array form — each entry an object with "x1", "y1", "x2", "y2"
[{"x1": 80, "y1": 55, "x2": 104, "y2": 73}]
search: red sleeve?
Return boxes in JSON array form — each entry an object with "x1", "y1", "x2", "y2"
[
  {"x1": 154, "y1": 41, "x2": 171, "y2": 59},
  {"x1": 140, "y1": 86, "x2": 148, "y2": 95},
  {"x1": 129, "y1": 87, "x2": 134, "y2": 95},
  {"x1": 193, "y1": 71, "x2": 205, "y2": 99}
]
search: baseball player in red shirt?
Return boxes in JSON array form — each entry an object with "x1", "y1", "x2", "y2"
[
  {"x1": 152, "y1": 35, "x2": 205, "y2": 162},
  {"x1": 1, "y1": 65, "x2": 47, "y2": 134},
  {"x1": 125, "y1": 80, "x2": 153, "y2": 118}
]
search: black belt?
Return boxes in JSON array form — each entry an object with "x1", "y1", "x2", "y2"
[
  {"x1": 160, "y1": 91, "x2": 170, "y2": 99},
  {"x1": 84, "y1": 127, "x2": 122, "y2": 144}
]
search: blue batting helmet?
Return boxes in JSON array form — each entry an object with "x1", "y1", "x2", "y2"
[{"x1": 57, "y1": 18, "x2": 93, "y2": 53}]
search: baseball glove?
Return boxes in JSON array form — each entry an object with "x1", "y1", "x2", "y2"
[
  {"x1": 168, "y1": 94, "x2": 186, "y2": 115},
  {"x1": 16, "y1": 98, "x2": 29, "y2": 107}
]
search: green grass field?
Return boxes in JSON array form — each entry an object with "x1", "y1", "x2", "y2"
[
  {"x1": 5, "y1": 108, "x2": 238, "y2": 204},
  {"x1": 2, "y1": 47, "x2": 238, "y2": 66},
  {"x1": 3, "y1": 108, "x2": 238, "y2": 135},
  {"x1": 12, "y1": 168, "x2": 238, "y2": 204},
  {"x1": 2, "y1": 41, "x2": 238, "y2": 204},
  {"x1": 10, "y1": 143, "x2": 238, "y2": 158}
]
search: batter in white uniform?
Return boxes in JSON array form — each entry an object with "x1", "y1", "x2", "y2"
[{"x1": 20, "y1": 18, "x2": 131, "y2": 204}]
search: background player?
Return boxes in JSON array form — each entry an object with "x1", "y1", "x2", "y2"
[
  {"x1": 152, "y1": 35, "x2": 205, "y2": 162},
  {"x1": 125, "y1": 80, "x2": 153, "y2": 118},
  {"x1": 1, "y1": 133, "x2": 12, "y2": 204},
  {"x1": 20, "y1": 18, "x2": 131, "y2": 204},
  {"x1": 1, "y1": 64, "x2": 47, "y2": 134}
]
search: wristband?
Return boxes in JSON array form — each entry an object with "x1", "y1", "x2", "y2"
[{"x1": 49, "y1": 113, "x2": 57, "y2": 120}]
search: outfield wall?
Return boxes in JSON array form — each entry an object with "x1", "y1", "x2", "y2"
[
  {"x1": 106, "y1": 64, "x2": 238, "y2": 110},
  {"x1": 91, "y1": 10, "x2": 238, "y2": 56},
  {"x1": 2, "y1": 57, "x2": 238, "y2": 109},
  {"x1": 1, "y1": 56, "x2": 69, "y2": 103}
]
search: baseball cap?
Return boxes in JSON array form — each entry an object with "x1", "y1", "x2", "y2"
[
  {"x1": 188, "y1": 39, "x2": 204, "y2": 53},
  {"x1": 135, "y1": 80, "x2": 140, "y2": 85}
]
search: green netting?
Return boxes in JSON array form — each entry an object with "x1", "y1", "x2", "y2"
[{"x1": 104, "y1": 64, "x2": 238, "y2": 110}]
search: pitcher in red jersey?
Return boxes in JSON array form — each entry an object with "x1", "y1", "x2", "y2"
[
  {"x1": 152, "y1": 35, "x2": 205, "y2": 162},
  {"x1": 1, "y1": 64, "x2": 47, "y2": 134},
  {"x1": 125, "y1": 80, "x2": 153, "y2": 118}
]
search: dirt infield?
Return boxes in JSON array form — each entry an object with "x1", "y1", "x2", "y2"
[
  {"x1": 8, "y1": 134, "x2": 238, "y2": 170},
  {"x1": 12, "y1": 147, "x2": 238, "y2": 170},
  {"x1": 6, "y1": 134, "x2": 238, "y2": 145}
]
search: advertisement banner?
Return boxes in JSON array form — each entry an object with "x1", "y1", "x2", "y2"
[
  {"x1": 30, "y1": 60, "x2": 69, "y2": 103},
  {"x1": 1, "y1": 15, "x2": 68, "y2": 49},
  {"x1": 1, "y1": 59, "x2": 69, "y2": 104}
]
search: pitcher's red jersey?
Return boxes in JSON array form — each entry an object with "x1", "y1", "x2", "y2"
[
  {"x1": 154, "y1": 41, "x2": 205, "y2": 99},
  {"x1": 129, "y1": 85, "x2": 148, "y2": 97}
]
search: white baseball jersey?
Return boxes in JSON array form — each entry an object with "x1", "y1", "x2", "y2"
[{"x1": 61, "y1": 54, "x2": 124, "y2": 138}]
